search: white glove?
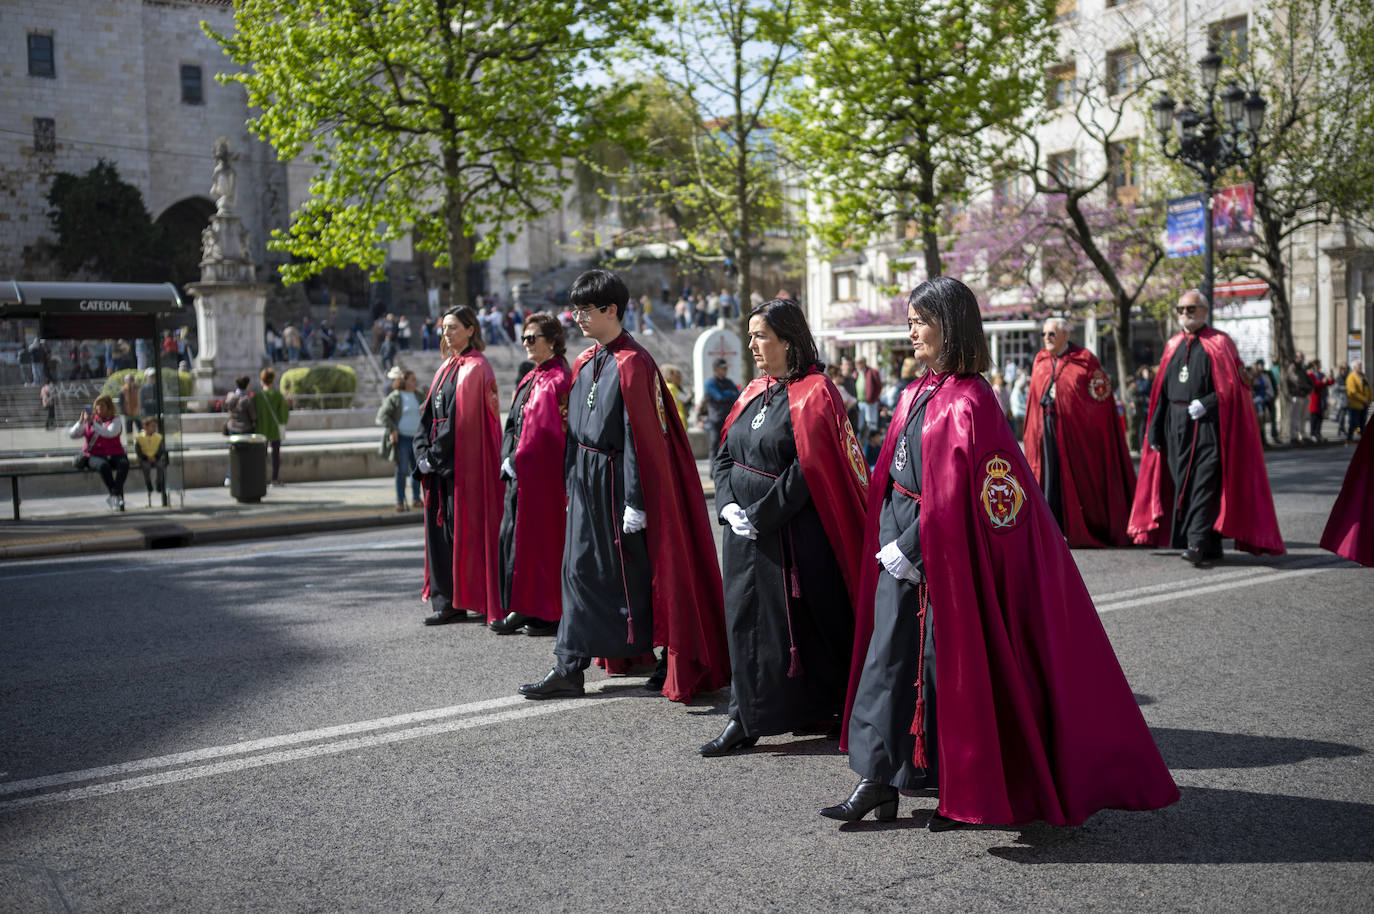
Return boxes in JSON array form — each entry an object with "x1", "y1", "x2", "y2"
[
  {"x1": 877, "y1": 541, "x2": 922, "y2": 583},
  {"x1": 721, "y1": 502, "x2": 758, "y2": 540},
  {"x1": 417, "y1": 455, "x2": 433, "y2": 474},
  {"x1": 1187, "y1": 398, "x2": 1206, "y2": 420},
  {"x1": 501, "y1": 457, "x2": 516, "y2": 480},
  {"x1": 623, "y1": 504, "x2": 647, "y2": 534}
]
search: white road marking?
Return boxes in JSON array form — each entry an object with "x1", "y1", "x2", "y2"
[
  {"x1": 1095, "y1": 561, "x2": 1346, "y2": 613},
  {"x1": 0, "y1": 695, "x2": 622, "y2": 812}
]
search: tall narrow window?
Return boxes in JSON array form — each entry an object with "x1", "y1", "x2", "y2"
[
  {"x1": 1109, "y1": 140, "x2": 1140, "y2": 205},
  {"x1": 1046, "y1": 62, "x2": 1077, "y2": 110},
  {"x1": 33, "y1": 118, "x2": 56, "y2": 154},
  {"x1": 1210, "y1": 17, "x2": 1249, "y2": 63},
  {"x1": 1107, "y1": 48, "x2": 1142, "y2": 96},
  {"x1": 1048, "y1": 150, "x2": 1077, "y2": 186},
  {"x1": 28, "y1": 34, "x2": 55, "y2": 78},
  {"x1": 1054, "y1": 0, "x2": 1077, "y2": 22},
  {"x1": 181, "y1": 65, "x2": 204, "y2": 105}
]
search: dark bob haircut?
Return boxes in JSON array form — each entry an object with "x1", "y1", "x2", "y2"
[
  {"x1": 568, "y1": 268, "x2": 629, "y2": 321},
  {"x1": 523, "y1": 311, "x2": 567, "y2": 358},
  {"x1": 907, "y1": 277, "x2": 991, "y2": 377},
  {"x1": 748, "y1": 298, "x2": 822, "y2": 381},
  {"x1": 442, "y1": 304, "x2": 486, "y2": 352}
]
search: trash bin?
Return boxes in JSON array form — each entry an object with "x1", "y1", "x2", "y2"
[{"x1": 228, "y1": 433, "x2": 268, "y2": 503}]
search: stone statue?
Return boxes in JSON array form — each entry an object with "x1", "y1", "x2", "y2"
[
  {"x1": 210, "y1": 137, "x2": 237, "y2": 215},
  {"x1": 201, "y1": 225, "x2": 222, "y2": 263}
]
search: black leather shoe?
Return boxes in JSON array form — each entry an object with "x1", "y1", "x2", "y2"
[
  {"x1": 1180, "y1": 547, "x2": 1204, "y2": 566},
  {"x1": 645, "y1": 652, "x2": 668, "y2": 691},
  {"x1": 927, "y1": 812, "x2": 966, "y2": 832},
  {"x1": 820, "y1": 778, "x2": 898, "y2": 822},
  {"x1": 489, "y1": 611, "x2": 533, "y2": 635},
  {"x1": 699, "y1": 719, "x2": 759, "y2": 757},
  {"x1": 521, "y1": 618, "x2": 558, "y2": 636},
  {"x1": 518, "y1": 669, "x2": 585, "y2": 700},
  {"x1": 424, "y1": 607, "x2": 468, "y2": 625},
  {"x1": 1201, "y1": 543, "x2": 1224, "y2": 561}
]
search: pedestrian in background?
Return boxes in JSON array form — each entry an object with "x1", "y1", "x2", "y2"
[
  {"x1": 662, "y1": 363, "x2": 691, "y2": 427},
  {"x1": 256, "y1": 368, "x2": 290, "y2": 486},
  {"x1": 41, "y1": 379, "x2": 58, "y2": 430},
  {"x1": 69, "y1": 394, "x2": 128, "y2": 512},
  {"x1": 119, "y1": 373, "x2": 141, "y2": 442},
  {"x1": 1333, "y1": 362, "x2": 1350, "y2": 440},
  {"x1": 135, "y1": 416, "x2": 167, "y2": 507},
  {"x1": 1251, "y1": 360, "x2": 1275, "y2": 446},
  {"x1": 376, "y1": 369, "x2": 422, "y2": 511},
  {"x1": 1347, "y1": 359, "x2": 1370, "y2": 443},
  {"x1": 855, "y1": 356, "x2": 882, "y2": 435},
  {"x1": 1284, "y1": 352, "x2": 1313, "y2": 443},
  {"x1": 699, "y1": 358, "x2": 741, "y2": 460},
  {"x1": 1307, "y1": 359, "x2": 1334, "y2": 442}
]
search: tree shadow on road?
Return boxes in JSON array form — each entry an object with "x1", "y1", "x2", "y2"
[
  {"x1": 989, "y1": 786, "x2": 1374, "y2": 863},
  {"x1": 1150, "y1": 727, "x2": 1364, "y2": 770}
]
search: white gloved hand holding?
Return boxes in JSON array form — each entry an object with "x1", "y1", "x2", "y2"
[
  {"x1": 1188, "y1": 398, "x2": 1206, "y2": 420},
  {"x1": 877, "y1": 540, "x2": 921, "y2": 582},
  {"x1": 721, "y1": 502, "x2": 758, "y2": 540},
  {"x1": 623, "y1": 504, "x2": 647, "y2": 534},
  {"x1": 501, "y1": 457, "x2": 516, "y2": 480},
  {"x1": 417, "y1": 455, "x2": 433, "y2": 474}
]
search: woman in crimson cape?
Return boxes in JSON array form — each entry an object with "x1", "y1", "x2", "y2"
[
  {"x1": 414, "y1": 306, "x2": 503, "y2": 626},
  {"x1": 822, "y1": 277, "x2": 1178, "y2": 830},
  {"x1": 700, "y1": 299, "x2": 868, "y2": 757},
  {"x1": 491, "y1": 312, "x2": 573, "y2": 634},
  {"x1": 1320, "y1": 429, "x2": 1374, "y2": 566}
]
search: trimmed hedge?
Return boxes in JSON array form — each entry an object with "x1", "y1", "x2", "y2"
[{"x1": 280, "y1": 364, "x2": 358, "y2": 409}]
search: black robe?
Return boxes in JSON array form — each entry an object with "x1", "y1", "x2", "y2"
[
  {"x1": 1148, "y1": 331, "x2": 1222, "y2": 550},
  {"x1": 555, "y1": 349, "x2": 654, "y2": 671},
  {"x1": 712, "y1": 385, "x2": 853, "y2": 737},
  {"x1": 414, "y1": 358, "x2": 460, "y2": 611},
  {"x1": 1039, "y1": 351, "x2": 1067, "y2": 527},
  {"x1": 497, "y1": 377, "x2": 533, "y2": 612},
  {"x1": 847, "y1": 397, "x2": 938, "y2": 789}
]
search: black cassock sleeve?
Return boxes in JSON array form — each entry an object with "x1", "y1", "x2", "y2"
[
  {"x1": 712, "y1": 427, "x2": 738, "y2": 520},
  {"x1": 622, "y1": 396, "x2": 644, "y2": 512},
  {"x1": 742, "y1": 459, "x2": 811, "y2": 536},
  {"x1": 895, "y1": 509, "x2": 922, "y2": 572}
]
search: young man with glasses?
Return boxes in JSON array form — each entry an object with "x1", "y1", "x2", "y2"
[
  {"x1": 1021, "y1": 317, "x2": 1136, "y2": 546},
  {"x1": 1129, "y1": 290, "x2": 1284, "y2": 565},
  {"x1": 517, "y1": 269, "x2": 729, "y2": 703}
]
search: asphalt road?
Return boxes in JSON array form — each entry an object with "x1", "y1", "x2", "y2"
[{"x1": 1, "y1": 445, "x2": 1370, "y2": 913}]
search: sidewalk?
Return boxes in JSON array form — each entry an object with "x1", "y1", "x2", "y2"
[{"x1": 0, "y1": 461, "x2": 720, "y2": 561}]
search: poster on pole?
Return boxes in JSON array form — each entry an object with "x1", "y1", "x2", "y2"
[
  {"x1": 1166, "y1": 194, "x2": 1205, "y2": 258},
  {"x1": 1214, "y1": 182, "x2": 1256, "y2": 251}
]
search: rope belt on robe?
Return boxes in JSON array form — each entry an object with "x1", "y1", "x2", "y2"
[
  {"x1": 888, "y1": 477, "x2": 930, "y2": 767},
  {"x1": 733, "y1": 458, "x2": 806, "y2": 678},
  {"x1": 578, "y1": 440, "x2": 637, "y2": 642}
]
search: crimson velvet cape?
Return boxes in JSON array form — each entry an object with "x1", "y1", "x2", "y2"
[
  {"x1": 420, "y1": 350, "x2": 503, "y2": 620},
  {"x1": 504, "y1": 357, "x2": 572, "y2": 621},
  {"x1": 718, "y1": 369, "x2": 870, "y2": 601},
  {"x1": 842, "y1": 374, "x2": 1179, "y2": 826},
  {"x1": 571, "y1": 334, "x2": 730, "y2": 703},
  {"x1": 1022, "y1": 344, "x2": 1136, "y2": 546},
  {"x1": 1320, "y1": 430, "x2": 1374, "y2": 565},
  {"x1": 1128, "y1": 328, "x2": 1285, "y2": 554}
]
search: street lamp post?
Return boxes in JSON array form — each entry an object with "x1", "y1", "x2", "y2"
[{"x1": 1151, "y1": 46, "x2": 1266, "y2": 304}]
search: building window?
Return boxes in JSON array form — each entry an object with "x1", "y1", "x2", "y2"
[
  {"x1": 1054, "y1": 0, "x2": 1077, "y2": 23},
  {"x1": 1048, "y1": 150, "x2": 1077, "y2": 186},
  {"x1": 28, "y1": 34, "x2": 55, "y2": 78},
  {"x1": 1210, "y1": 16, "x2": 1248, "y2": 64},
  {"x1": 1108, "y1": 139, "x2": 1140, "y2": 205},
  {"x1": 33, "y1": 118, "x2": 56, "y2": 154},
  {"x1": 833, "y1": 269, "x2": 858, "y2": 302},
  {"x1": 1046, "y1": 62, "x2": 1077, "y2": 109},
  {"x1": 181, "y1": 65, "x2": 204, "y2": 105},
  {"x1": 1107, "y1": 48, "x2": 1142, "y2": 96}
]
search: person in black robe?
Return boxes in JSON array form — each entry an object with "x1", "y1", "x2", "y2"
[
  {"x1": 519, "y1": 270, "x2": 657, "y2": 699},
  {"x1": 702, "y1": 301, "x2": 858, "y2": 756},
  {"x1": 1147, "y1": 291, "x2": 1222, "y2": 564}
]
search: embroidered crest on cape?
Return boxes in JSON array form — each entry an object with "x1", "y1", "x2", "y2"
[
  {"x1": 979, "y1": 453, "x2": 1026, "y2": 532},
  {"x1": 1088, "y1": 369, "x2": 1111, "y2": 402},
  {"x1": 842, "y1": 418, "x2": 869, "y2": 486},
  {"x1": 656, "y1": 386, "x2": 667, "y2": 434}
]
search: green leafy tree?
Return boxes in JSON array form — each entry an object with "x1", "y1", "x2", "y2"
[
  {"x1": 783, "y1": 0, "x2": 1057, "y2": 280},
  {"x1": 45, "y1": 159, "x2": 171, "y2": 282},
  {"x1": 210, "y1": 0, "x2": 663, "y2": 308}
]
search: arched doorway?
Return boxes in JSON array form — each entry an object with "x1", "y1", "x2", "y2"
[{"x1": 155, "y1": 196, "x2": 216, "y2": 289}]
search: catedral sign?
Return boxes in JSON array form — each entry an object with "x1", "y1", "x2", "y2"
[{"x1": 79, "y1": 299, "x2": 134, "y2": 311}]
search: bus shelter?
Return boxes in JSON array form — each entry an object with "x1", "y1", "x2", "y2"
[{"x1": 1, "y1": 281, "x2": 189, "y2": 515}]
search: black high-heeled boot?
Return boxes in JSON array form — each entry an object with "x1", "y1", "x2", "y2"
[
  {"x1": 699, "y1": 718, "x2": 759, "y2": 757},
  {"x1": 819, "y1": 778, "x2": 898, "y2": 822}
]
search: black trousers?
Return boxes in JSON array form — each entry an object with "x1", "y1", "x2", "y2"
[{"x1": 423, "y1": 475, "x2": 455, "y2": 611}]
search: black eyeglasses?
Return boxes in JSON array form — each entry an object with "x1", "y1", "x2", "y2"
[
  {"x1": 571, "y1": 305, "x2": 605, "y2": 316},
  {"x1": 521, "y1": 334, "x2": 542, "y2": 344},
  {"x1": 1042, "y1": 331, "x2": 1059, "y2": 337},
  {"x1": 1176, "y1": 305, "x2": 1200, "y2": 314}
]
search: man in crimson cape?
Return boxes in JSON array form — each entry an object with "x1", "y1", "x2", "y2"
[
  {"x1": 839, "y1": 344, "x2": 1178, "y2": 827},
  {"x1": 1320, "y1": 430, "x2": 1374, "y2": 566},
  {"x1": 519, "y1": 269, "x2": 730, "y2": 703},
  {"x1": 415, "y1": 308, "x2": 503, "y2": 624},
  {"x1": 1129, "y1": 290, "x2": 1284, "y2": 563},
  {"x1": 1022, "y1": 317, "x2": 1135, "y2": 546}
]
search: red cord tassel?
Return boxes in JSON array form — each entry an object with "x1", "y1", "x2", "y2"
[
  {"x1": 911, "y1": 698, "x2": 929, "y2": 768},
  {"x1": 627, "y1": 614, "x2": 634, "y2": 644},
  {"x1": 910, "y1": 582, "x2": 930, "y2": 769},
  {"x1": 787, "y1": 645, "x2": 804, "y2": 678},
  {"x1": 789, "y1": 566, "x2": 801, "y2": 598}
]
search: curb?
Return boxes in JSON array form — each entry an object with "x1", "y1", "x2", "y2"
[{"x1": 0, "y1": 509, "x2": 421, "y2": 561}]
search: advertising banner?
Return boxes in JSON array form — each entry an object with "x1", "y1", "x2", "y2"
[
  {"x1": 1214, "y1": 183, "x2": 1256, "y2": 251},
  {"x1": 1166, "y1": 194, "x2": 1205, "y2": 258}
]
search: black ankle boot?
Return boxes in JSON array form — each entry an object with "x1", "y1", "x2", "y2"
[
  {"x1": 699, "y1": 719, "x2": 758, "y2": 757},
  {"x1": 820, "y1": 778, "x2": 898, "y2": 822}
]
